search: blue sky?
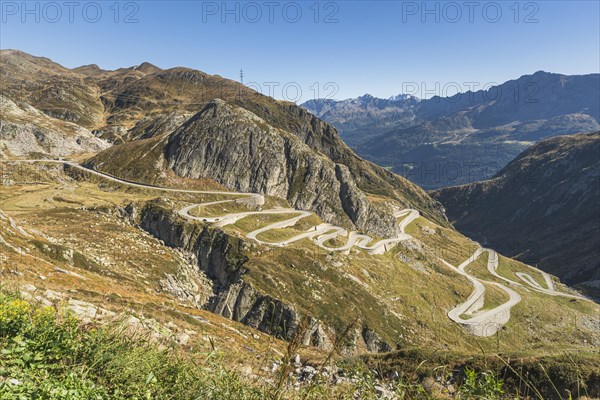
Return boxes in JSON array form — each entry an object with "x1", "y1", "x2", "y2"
[{"x1": 1, "y1": 1, "x2": 599, "y2": 102}]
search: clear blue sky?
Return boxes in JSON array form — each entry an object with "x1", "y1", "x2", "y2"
[{"x1": 1, "y1": 1, "x2": 599, "y2": 102}]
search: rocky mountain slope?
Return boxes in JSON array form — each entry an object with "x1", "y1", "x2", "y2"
[
  {"x1": 87, "y1": 98, "x2": 443, "y2": 237},
  {"x1": 2, "y1": 163, "x2": 599, "y2": 399},
  {"x1": 0, "y1": 49, "x2": 447, "y2": 236},
  {"x1": 302, "y1": 72, "x2": 600, "y2": 189},
  {"x1": 0, "y1": 95, "x2": 109, "y2": 157},
  {"x1": 432, "y1": 132, "x2": 600, "y2": 297},
  {"x1": 3, "y1": 160, "x2": 598, "y2": 360}
]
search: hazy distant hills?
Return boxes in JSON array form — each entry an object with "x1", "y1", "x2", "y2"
[
  {"x1": 302, "y1": 94, "x2": 420, "y2": 146},
  {"x1": 302, "y1": 72, "x2": 600, "y2": 189},
  {"x1": 432, "y1": 132, "x2": 600, "y2": 297}
]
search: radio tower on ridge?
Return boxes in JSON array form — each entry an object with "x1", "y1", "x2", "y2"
[{"x1": 240, "y1": 69, "x2": 244, "y2": 85}]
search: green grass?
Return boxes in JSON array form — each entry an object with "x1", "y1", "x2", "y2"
[
  {"x1": 496, "y1": 256, "x2": 548, "y2": 288},
  {"x1": 188, "y1": 201, "x2": 254, "y2": 217},
  {"x1": 362, "y1": 348, "x2": 600, "y2": 400},
  {"x1": 406, "y1": 217, "x2": 479, "y2": 266},
  {"x1": 232, "y1": 213, "x2": 297, "y2": 233},
  {"x1": 186, "y1": 193, "x2": 292, "y2": 219},
  {"x1": 459, "y1": 253, "x2": 511, "y2": 312},
  {"x1": 322, "y1": 235, "x2": 350, "y2": 248},
  {"x1": 0, "y1": 292, "x2": 538, "y2": 399},
  {"x1": 0, "y1": 292, "x2": 266, "y2": 399},
  {"x1": 254, "y1": 214, "x2": 323, "y2": 243}
]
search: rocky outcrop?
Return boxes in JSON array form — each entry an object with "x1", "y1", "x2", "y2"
[
  {"x1": 133, "y1": 201, "x2": 307, "y2": 340},
  {"x1": 164, "y1": 99, "x2": 401, "y2": 236},
  {"x1": 136, "y1": 200, "x2": 248, "y2": 289},
  {"x1": 210, "y1": 281, "x2": 301, "y2": 341},
  {"x1": 0, "y1": 96, "x2": 109, "y2": 157},
  {"x1": 159, "y1": 260, "x2": 211, "y2": 308},
  {"x1": 127, "y1": 112, "x2": 192, "y2": 141},
  {"x1": 361, "y1": 324, "x2": 393, "y2": 353},
  {"x1": 130, "y1": 200, "x2": 392, "y2": 353}
]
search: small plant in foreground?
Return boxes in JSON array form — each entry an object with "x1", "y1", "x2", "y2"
[
  {"x1": 458, "y1": 367, "x2": 505, "y2": 399},
  {"x1": 0, "y1": 292, "x2": 263, "y2": 399}
]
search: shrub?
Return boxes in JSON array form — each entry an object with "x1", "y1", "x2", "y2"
[
  {"x1": 0, "y1": 293, "x2": 262, "y2": 399},
  {"x1": 458, "y1": 367, "x2": 505, "y2": 400}
]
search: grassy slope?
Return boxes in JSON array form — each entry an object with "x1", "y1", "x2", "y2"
[
  {"x1": 431, "y1": 132, "x2": 600, "y2": 293},
  {"x1": 0, "y1": 163, "x2": 297, "y2": 370},
  {"x1": 9, "y1": 292, "x2": 591, "y2": 399},
  {"x1": 1, "y1": 162, "x2": 598, "y2": 400},
  {"x1": 3, "y1": 292, "x2": 431, "y2": 399},
  {"x1": 2, "y1": 163, "x2": 598, "y2": 356}
]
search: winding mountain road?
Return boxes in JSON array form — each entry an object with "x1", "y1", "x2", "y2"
[
  {"x1": 181, "y1": 204, "x2": 419, "y2": 255},
  {"x1": 1, "y1": 159, "x2": 585, "y2": 336},
  {"x1": 442, "y1": 249, "x2": 522, "y2": 336},
  {"x1": 485, "y1": 249, "x2": 580, "y2": 298}
]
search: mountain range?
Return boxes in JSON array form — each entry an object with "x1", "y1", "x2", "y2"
[{"x1": 302, "y1": 72, "x2": 600, "y2": 189}]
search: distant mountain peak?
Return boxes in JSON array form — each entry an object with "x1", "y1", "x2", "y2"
[
  {"x1": 133, "y1": 62, "x2": 162, "y2": 74},
  {"x1": 72, "y1": 64, "x2": 106, "y2": 75},
  {"x1": 358, "y1": 93, "x2": 375, "y2": 100},
  {"x1": 388, "y1": 93, "x2": 420, "y2": 102}
]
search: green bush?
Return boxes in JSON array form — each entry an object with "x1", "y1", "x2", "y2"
[
  {"x1": 458, "y1": 367, "x2": 504, "y2": 400},
  {"x1": 0, "y1": 293, "x2": 262, "y2": 400}
]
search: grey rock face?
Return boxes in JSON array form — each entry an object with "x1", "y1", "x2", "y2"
[
  {"x1": 127, "y1": 112, "x2": 193, "y2": 141},
  {"x1": 362, "y1": 325, "x2": 393, "y2": 353},
  {"x1": 133, "y1": 200, "x2": 392, "y2": 354},
  {"x1": 159, "y1": 259, "x2": 211, "y2": 308},
  {"x1": 0, "y1": 96, "x2": 109, "y2": 157},
  {"x1": 137, "y1": 200, "x2": 248, "y2": 289},
  {"x1": 164, "y1": 99, "x2": 400, "y2": 236}
]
